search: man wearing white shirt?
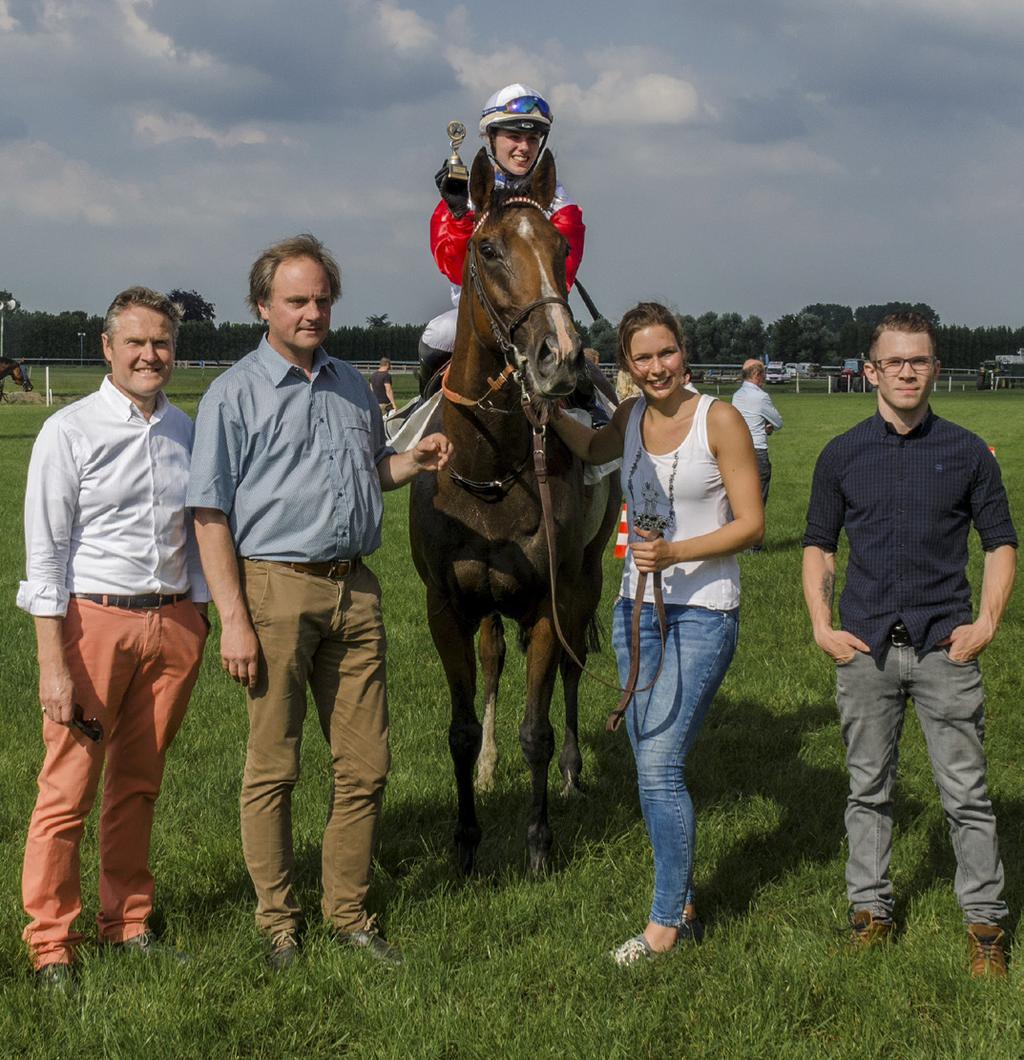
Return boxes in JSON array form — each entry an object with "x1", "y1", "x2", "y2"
[
  {"x1": 731, "y1": 358, "x2": 783, "y2": 549},
  {"x1": 18, "y1": 287, "x2": 209, "y2": 986}
]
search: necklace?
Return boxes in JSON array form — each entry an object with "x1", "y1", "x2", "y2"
[{"x1": 627, "y1": 445, "x2": 679, "y2": 534}]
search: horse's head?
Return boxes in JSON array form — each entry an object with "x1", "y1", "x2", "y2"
[
  {"x1": 466, "y1": 147, "x2": 582, "y2": 399},
  {"x1": 0, "y1": 357, "x2": 32, "y2": 393},
  {"x1": 15, "y1": 359, "x2": 33, "y2": 392}
]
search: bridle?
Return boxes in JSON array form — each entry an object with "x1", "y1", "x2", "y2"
[{"x1": 441, "y1": 196, "x2": 571, "y2": 414}]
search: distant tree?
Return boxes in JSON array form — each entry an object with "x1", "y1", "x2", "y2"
[
  {"x1": 800, "y1": 303, "x2": 853, "y2": 334},
  {"x1": 767, "y1": 314, "x2": 801, "y2": 360},
  {"x1": 168, "y1": 289, "x2": 216, "y2": 323},
  {"x1": 366, "y1": 313, "x2": 390, "y2": 329},
  {"x1": 854, "y1": 302, "x2": 939, "y2": 329},
  {"x1": 586, "y1": 317, "x2": 618, "y2": 363}
]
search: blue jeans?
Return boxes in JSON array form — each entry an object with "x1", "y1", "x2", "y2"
[
  {"x1": 613, "y1": 599, "x2": 739, "y2": 928},
  {"x1": 836, "y1": 647, "x2": 1006, "y2": 925}
]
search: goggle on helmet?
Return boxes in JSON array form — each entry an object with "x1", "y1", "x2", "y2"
[{"x1": 479, "y1": 84, "x2": 554, "y2": 137}]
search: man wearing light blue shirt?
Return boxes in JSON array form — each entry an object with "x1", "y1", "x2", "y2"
[
  {"x1": 732, "y1": 358, "x2": 782, "y2": 548},
  {"x1": 187, "y1": 234, "x2": 450, "y2": 970}
]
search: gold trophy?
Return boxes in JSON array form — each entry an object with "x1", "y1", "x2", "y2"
[{"x1": 445, "y1": 120, "x2": 469, "y2": 184}]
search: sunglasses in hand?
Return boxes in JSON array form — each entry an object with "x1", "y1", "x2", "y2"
[{"x1": 72, "y1": 705, "x2": 103, "y2": 743}]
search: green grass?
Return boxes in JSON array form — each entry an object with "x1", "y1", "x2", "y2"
[{"x1": 2, "y1": 387, "x2": 1024, "y2": 1057}]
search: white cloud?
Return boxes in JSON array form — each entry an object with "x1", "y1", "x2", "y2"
[
  {"x1": 375, "y1": 1, "x2": 436, "y2": 52},
  {"x1": 133, "y1": 110, "x2": 272, "y2": 147},
  {"x1": 554, "y1": 71, "x2": 700, "y2": 126},
  {"x1": 0, "y1": 141, "x2": 142, "y2": 225}
]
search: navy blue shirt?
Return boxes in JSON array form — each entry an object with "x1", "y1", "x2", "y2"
[{"x1": 803, "y1": 410, "x2": 1017, "y2": 660}]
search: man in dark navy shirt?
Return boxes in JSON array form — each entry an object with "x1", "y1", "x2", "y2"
[{"x1": 802, "y1": 312, "x2": 1017, "y2": 977}]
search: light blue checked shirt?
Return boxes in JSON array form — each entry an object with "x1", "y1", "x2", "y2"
[
  {"x1": 731, "y1": 380, "x2": 783, "y2": 450},
  {"x1": 186, "y1": 339, "x2": 393, "y2": 562}
]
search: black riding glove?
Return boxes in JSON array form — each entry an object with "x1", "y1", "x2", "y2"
[{"x1": 435, "y1": 162, "x2": 469, "y2": 219}]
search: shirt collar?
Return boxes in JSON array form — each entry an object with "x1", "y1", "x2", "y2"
[
  {"x1": 256, "y1": 335, "x2": 336, "y2": 386},
  {"x1": 873, "y1": 407, "x2": 936, "y2": 439},
  {"x1": 99, "y1": 375, "x2": 168, "y2": 423}
]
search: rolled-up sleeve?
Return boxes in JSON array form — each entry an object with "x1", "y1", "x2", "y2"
[
  {"x1": 17, "y1": 418, "x2": 79, "y2": 617},
  {"x1": 802, "y1": 441, "x2": 845, "y2": 553},
  {"x1": 970, "y1": 444, "x2": 1018, "y2": 552}
]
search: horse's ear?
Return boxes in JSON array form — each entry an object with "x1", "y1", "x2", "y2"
[
  {"x1": 528, "y1": 150, "x2": 557, "y2": 210},
  {"x1": 469, "y1": 148, "x2": 494, "y2": 213}
]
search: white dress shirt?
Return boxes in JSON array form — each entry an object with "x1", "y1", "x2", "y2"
[
  {"x1": 17, "y1": 377, "x2": 209, "y2": 617},
  {"x1": 731, "y1": 380, "x2": 783, "y2": 450}
]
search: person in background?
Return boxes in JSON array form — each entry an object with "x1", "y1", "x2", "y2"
[
  {"x1": 549, "y1": 301, "x2": 763, "y2": 966},
  {"x1": 370, "y1": 356, "x2": 396, "y2": 415},
  {"x1": 802, "y1": 311, "x2": 1016, "y2": 977},
  {"x1": 188, "y1": 234, "x2": 451, "y2": 971},
  {"x1": 18, "y1": 287, "x2": 209, "y2": 987},
  {"x1": 731, "y1": 358, "x2": 782, "y2": 549}
]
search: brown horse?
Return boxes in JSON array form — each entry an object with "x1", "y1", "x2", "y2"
[
  {"x1": 409, "y1": 148, "x2": 620, "y2": 874},
  {"x1": 0, "y1": 358, "x2": 33, "y2": 401}
]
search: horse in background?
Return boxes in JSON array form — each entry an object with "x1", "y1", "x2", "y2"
[
  {"x1": 0, "y1": 358, "x2": 33, "y2": 402},
  {"x1": 409, "y1": 148, "x2": 620, "y2": 874}
]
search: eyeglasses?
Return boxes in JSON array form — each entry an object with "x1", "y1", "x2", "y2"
[
  {"x1": 870, "y1": 356, "x2": 935, "y2": 376},
  {"x1": 482, "y1": 95, "x2": 551, "y2": 120}
]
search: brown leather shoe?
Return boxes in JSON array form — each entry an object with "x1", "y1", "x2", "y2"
[
  {"x1": 967, "y1": 924, "x2": 1007, "y2": 978},
  {"x1": 849, "y1": 910, "x2": 893, "y2": 949}
]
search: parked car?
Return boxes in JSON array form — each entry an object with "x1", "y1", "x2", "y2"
[{"x1": 765, "y1": 362, "x2": 787, "y2": 384}]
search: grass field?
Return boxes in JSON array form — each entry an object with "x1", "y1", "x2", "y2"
[{"x1": 2, "y1": 378, "x2": 1024, "y2": 1058}]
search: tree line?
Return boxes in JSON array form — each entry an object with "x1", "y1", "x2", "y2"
[{"x1": 2, "y1": 290, "x2": 1021, "y2": 370}]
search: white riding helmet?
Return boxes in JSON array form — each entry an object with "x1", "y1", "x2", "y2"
[{"x1": 478, "y1": 83, "x2": 553, "y2": 137}]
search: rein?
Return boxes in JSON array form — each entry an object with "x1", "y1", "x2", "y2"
[{"x1": 521, "y1": 400, "x2": 668, "y2": 726}]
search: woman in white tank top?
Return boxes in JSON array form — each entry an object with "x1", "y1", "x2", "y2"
[{"x1": 551, "y1": 301, "x2": 764, "y2": 966}]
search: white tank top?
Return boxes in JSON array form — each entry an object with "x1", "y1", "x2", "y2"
[{"x1": 619, "y1": 393, "x2": 741, "y2": 609}]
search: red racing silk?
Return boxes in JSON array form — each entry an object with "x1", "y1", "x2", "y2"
[{"x1": 429, "y1": 197, "x2": 586, "y2": 290}]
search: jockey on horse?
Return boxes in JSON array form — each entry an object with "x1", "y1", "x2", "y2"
[{"x1": 418, "y1": 83, "x2": 588, "y2": 396}]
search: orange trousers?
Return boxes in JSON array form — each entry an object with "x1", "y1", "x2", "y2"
[{"x1": 22, "y1": 598, "x2": 207, "y2": 969}]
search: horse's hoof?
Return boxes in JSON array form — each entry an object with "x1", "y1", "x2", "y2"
[
  {"x1": 559, "y1": 775, "x2": 585, "y2": 799},
  {"x1": 527, "y1": 850, "x2": 550, "y2": 877},
  {"x1": 474, "y1": 774, "x2": 495, "y2": 794}
]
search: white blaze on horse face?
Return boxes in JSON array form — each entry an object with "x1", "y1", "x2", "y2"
[{"x1": 519, "y1": 215, "x2": 576, "y2": 364}]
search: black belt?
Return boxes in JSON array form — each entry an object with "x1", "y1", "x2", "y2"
[
  {"x1": 258, "y1": 557, "x2": 361, "y2": 579},
  {"x1": 889, "y1": 621, "x2": 912, "y2": 648},
  {"x1": 72, "y1": 592, "x2": 189, "y2": 610}
]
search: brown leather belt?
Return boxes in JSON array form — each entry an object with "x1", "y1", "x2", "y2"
[
  {"x1": 262, "y1": 557, "x2": 361, "y2": 579},
  {"x1": 72, "y1": 592, "x2": 189, "y2": 610}
]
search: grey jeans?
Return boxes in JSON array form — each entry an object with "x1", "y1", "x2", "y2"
[{"x1": 835, "y1": 646, "x2": 1006, "y2": 925}]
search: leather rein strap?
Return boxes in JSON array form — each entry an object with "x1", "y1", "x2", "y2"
[
  {"x1": 605, "y1": 570, "x2": 666, "y2": 733},
  {"x1": 521, "y1": 401, "x2": 668, "y2": 728}
]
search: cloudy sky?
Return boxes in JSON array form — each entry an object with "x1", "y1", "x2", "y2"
[{"x1": 2, "y1": 0, "x2": 1022, "y2": 330}]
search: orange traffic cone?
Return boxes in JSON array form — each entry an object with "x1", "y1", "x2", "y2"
[{"x1": 614, "y1": 503, "x2": 629, "y2": 559}]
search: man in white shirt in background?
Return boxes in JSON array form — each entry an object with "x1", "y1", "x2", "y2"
[
  {"x1": 731, "y1": 358, "x2": 783, "y2": 550},
  {"x1": 18, "y1": 287, "x2": 209, "y2": 987}
]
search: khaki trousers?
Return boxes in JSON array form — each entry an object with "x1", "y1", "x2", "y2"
[
  {"x1": 240, "y1": 560, "x2": 390, "y2": 936},
  {"x1": 22, "y1": 598, "x2": 206, "y2": 969}
]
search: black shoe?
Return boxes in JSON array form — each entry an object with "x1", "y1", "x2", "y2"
[
  {"x1": 105, "y1": 930, "x2": 190, "y2": 962},
  {"x1": 267, "y1": 930, "x2": 301, "y2": 971},
  {"x1": 34, "y1": 962, "x2": 77, "y2": 992},
  {"x1": 338, "y1": 919, "x2": 403, "y2": 967}
]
